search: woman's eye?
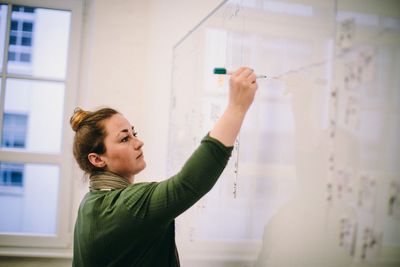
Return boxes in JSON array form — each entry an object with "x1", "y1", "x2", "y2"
[
  {"x1": 133, "y1": 132, "x2": 138, "y2": 137},
  {"x1": 121, "y1": 136, "x2": 129, "y2": 142}
]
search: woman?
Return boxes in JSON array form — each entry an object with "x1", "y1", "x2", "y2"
[{"x1": 71, "y1": 67, "x2": 258, "y2": 266}]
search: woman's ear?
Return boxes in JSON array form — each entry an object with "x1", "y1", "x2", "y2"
[{"x1": 88, "y1": 153, "x2": 106, "y2": 168}]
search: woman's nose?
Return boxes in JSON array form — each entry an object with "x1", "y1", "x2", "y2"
[{"x1": 133, "y1": 138, "x2": 144, "y2": 149}]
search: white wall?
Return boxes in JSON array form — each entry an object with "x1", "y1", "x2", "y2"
[{"x1": 79, "y1": 0, "x2": 222, "y2": 181}]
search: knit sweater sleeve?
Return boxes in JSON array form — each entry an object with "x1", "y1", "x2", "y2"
[{"x1": 136, "y1": 134, "x2": 233, "y2": 224}]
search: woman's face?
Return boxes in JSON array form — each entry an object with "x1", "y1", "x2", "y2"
[{"x1": 101, "y1": 113, "x2": 146, "y2": 180}]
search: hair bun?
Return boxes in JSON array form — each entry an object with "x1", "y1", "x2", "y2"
[{"x1": 70, "y1": 107, "x2": 89, "y2": 132}]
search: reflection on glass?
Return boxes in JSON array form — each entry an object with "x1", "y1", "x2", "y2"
[
  {"x1": 7, "y1": 6, "x2": 71, "y2": 79},
  {"x1": 0, "y1": 162, "x2": 59, "y2": 235},
  {"x1": 0, "y1": 4, "x2": 8, "y2": 73},
  {"x1": 2, "y1": 78, "x2": 64, "y2": 153}
]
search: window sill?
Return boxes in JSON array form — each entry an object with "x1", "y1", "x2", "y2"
[{"x1": 0, "y1": 246, "x2": 72, "y2": 258}]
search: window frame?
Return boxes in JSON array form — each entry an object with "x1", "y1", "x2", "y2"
[{"x1": 0, "y1": 0, "x2": 82, "y2": 257}]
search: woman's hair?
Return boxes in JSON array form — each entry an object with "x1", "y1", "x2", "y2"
[{"x1": 70, "y1": 107, "x2": 119, "y2": 175}]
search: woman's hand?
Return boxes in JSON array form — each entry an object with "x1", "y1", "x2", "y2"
[
  {"x1": 228, "y1": 67, "x2": 258, "y2": 113},
  {"x1": 209, "y1": 66, "x2": 259, "y2": 146}
]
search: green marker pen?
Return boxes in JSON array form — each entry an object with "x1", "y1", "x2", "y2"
[{"x1": 213, "y1": 67, "x2": 267, "y2": 79}]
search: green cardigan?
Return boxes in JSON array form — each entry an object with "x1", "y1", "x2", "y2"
[{"x1": 73, "y1": 135, "x2": 233, "y2": 267}]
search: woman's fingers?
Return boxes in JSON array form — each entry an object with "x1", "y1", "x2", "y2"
[
  {"x1": 232, "y1": 67, "x2": 256, "y2": 82},
  {"x1": 232, "y1": 67, "x2": 247, "y2": 77}
]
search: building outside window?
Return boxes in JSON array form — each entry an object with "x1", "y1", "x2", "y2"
[
  {"x1": 8, "y1": 6, "x2": 35, "y2": 65},
  {"x1": 0, "y1": 113, "x2": 27, "y2": 189},
  {"x1": 1, "y1": 113, "x2": 28, "y2": 148},
  {"x1": 0, "y1": 162, "x2": 24, "y2": 187}
]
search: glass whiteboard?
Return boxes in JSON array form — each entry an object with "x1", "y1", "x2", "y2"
[{"x1": 168, "y1": 0, "x2": 400, "y2": 266}]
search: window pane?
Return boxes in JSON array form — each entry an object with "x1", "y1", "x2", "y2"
[
  {"x1": 0, "y1": 162, "x2": 59, "y2": 235},
  {"x1": 9, "y1": 35, "x2": 17, "y2": 45},
  {"x1": 0, "y1": 4, "x2": 8, "y2": 73},
  {"x1": 7, "y1": 6, "x2": 71, "y2": 79},
  {"x1": 0, "y1": 162, "x2": 23, "y2": 186},
  {"x1": 11, "y1": 20, "x2": 18, "y2": 31},
  {"x1": 24, "y1": 7, "x2": 35, "y2": 13},
  {"x1": 1, "y1": 113, "x2": 28, "y2": 148},
  {"x1": 22, "y1": 22, "x2": 33, "y2": 32},
  {"x1": 7, "y1": 51, "x2": 15, "y2": 61},
  {"x1": 21, "y1": 37, "x2": 31, "y2": 46},
  {"x1": 2, "y1": 78, "x2": 64, "y2": 153},
  {"x1": 20, "y1": 53, "x2": 30, "y2": 62}
]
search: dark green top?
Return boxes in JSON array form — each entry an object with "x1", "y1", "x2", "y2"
[{"x1": 73, "y1": 135, "x2": 233, "y2": 267}]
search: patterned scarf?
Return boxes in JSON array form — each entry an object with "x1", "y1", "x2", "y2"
[{"x1": 89, "y1": 171, "x2": 130, "y2": 191}]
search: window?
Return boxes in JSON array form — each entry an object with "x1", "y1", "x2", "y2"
[
  {"x1": 0, "y1": 162, "x2": 24, "y2": 187},
  {"x1": 1, "y1": 113, "x2": 28, "y2": 148},
  {"x1": 0, "y1": 0, "x2": 82, "y2": 255},
  {"x1": 8, "y1": 6, "x2": 35, "y2": 65},
  {"x1": 0, "y1": 113, "x2": 27, "y2": 189}
]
